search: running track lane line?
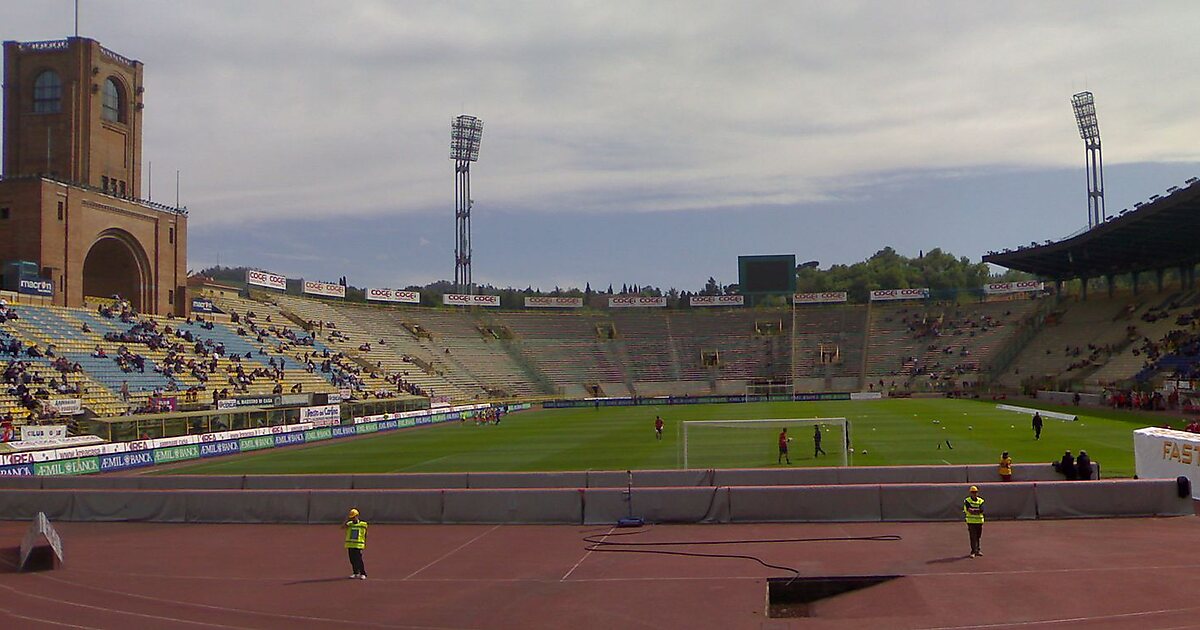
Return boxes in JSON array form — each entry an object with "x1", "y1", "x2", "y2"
[
  {"x1": 0, "y1": 602, "x2": 99, "y2": 630},
  {"x1": 0, "y1": 582, "x2": 254, "y2": 629},
  {"x1": 404, "y1": 523, "x2": 501, "y2": 580},
  {"x1": 921, "y1": 603, "x2": 1200, "y2": 629},
  {"x1": 0, "y1": 556, "x2": 479, "y2": 630},
  {"x1": 560, "y1": 526, "x2": 615, "y2": 581}
]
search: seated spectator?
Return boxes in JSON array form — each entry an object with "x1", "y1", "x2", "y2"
[
  {"x1": 1075, "y1": 450, "x2": 1092, "y2": 480},
  {"x1": 1053, "y1": 450, "x2": 1077, "y2": 480},
  {"x1": 93, "y1": 345, "x2": 107, "y2": 358}
]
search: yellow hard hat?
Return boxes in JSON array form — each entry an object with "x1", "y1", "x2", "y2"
[
  {"x1": 348, "y1": 508, "x2": 359, "y2": 518},
  {"x1": 969, "y1": 486, "x2": 979, "y2": 492}
]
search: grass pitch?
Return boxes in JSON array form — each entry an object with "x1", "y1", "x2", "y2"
[{"x1": 164, "y1": 398, "x2": 1160, "y2": 477}]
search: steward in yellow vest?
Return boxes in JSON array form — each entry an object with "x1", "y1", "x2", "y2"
[
  {"x1": 964, "y1": 486, "x2": 985, "y2": 558},
  {"x1": 343, "y1": 508, "x2": 369, "y2": 579}
]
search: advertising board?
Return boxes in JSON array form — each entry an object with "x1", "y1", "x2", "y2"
[
  {"x1": 689, "y1": 295, "x2": 744, "y2": 307},
  {"x1": 246, "y1": 269, "x2": 287, "y2": 291},
  {"x1": 443, "y1": 293, "x2": 500, "y2": 307},
  {"x1": 525, "y1": 296, "x2": 584, "y2": 308},
  {"x1": 869, "y1": 288, "x2": 930, "y2": 301},
  {"x1": 608, "y1": 296, "x2": 667, "y2": 308},
  {"x1": 793, "y1": 292, "x2": 848, "y2": 304},
  {"x1": 366, "y1": 288, "x2": 421, "y2": 304},
  {"x1": 303, "y1": 280, "x2": 346, "y2": 298}
]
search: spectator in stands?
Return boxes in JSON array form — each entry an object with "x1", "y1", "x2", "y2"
[
  {"x1": 1076, "y1": 450, "x2": 1092, "y2": 480},
  {"x1": 120, "y1": 380, "x2": 130, "y2": 402}
]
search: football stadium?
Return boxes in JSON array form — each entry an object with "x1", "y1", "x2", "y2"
[{"x1": 2, "y1": 6, "x2": 1200, "y2": 629}]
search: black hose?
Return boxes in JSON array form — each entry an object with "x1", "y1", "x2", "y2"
[{"x1": 582, "y1": 529, "x2": 902, "y2": 584}]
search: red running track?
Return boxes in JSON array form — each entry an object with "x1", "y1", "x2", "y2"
[{"x1": 0, "y1": 517, "x2": 1197, "y2": 629}]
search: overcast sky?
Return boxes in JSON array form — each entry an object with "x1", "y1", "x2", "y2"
[{"x1": 4, "y1": 1, "x2": 1199, "y2": 290}]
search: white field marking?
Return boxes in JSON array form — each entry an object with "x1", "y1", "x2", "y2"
[
  {"x1": 0, "y1": 557, "x2": 469, "y2": 630},
  {"x1": 404, "y1": 524, "x2": 501, "y2": 579},
  {"x1": 561, "y1": 526, "x2": 615, "y2": 581},
  {"x1": 941, "y1": 460, "x2": 951, "y2": 465},
  {"x1": 390, "y1": 453, "x2": 456, "y2": 472}
]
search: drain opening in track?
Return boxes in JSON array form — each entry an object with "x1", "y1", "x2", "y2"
[{"x1": 766, "y1": 575, "x2": 902, "y2": 618}]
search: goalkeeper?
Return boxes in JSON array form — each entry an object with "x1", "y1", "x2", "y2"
[{"x1": 777, "y1": 428, "x2": 792, "y2": 465}]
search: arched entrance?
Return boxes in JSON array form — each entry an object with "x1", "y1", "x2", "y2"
[{"x1": 82, "y1": 229, "x2": 151, "y2": 311}]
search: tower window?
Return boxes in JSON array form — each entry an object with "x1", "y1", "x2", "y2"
[
  {"x1": 0, "y1": 208, "x2": 9, "y2": 220},
  {"x1": 102, "y1": 175, "x2": 110, "y2": 191},
  {"x1": 169, "y1": 227, "x2": 175, "y2": 244},
  {"x1": 33, "y1": 71, "x2": 63, "y2": 113},
  {"x1": 57, "y1": 201, "x2": 64, "y2": 221},
  {"x1": 102, "y1": 77, "x2": 124, "y2": 123}
]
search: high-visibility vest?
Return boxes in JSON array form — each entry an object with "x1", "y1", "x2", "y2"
[
  {"x1": 963, "y1": 497, "x2": 985, "y2": 524},
  {"x1": 998, "y1": 457, "x2": 1012, "y2": 476},
  {"x1": 345, "y1": 520, "x2": 369, "y2": 549}
]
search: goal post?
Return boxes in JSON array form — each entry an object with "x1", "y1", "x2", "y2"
[{"x1": 680, "y1": 417, "x2": 851, "y2": 469}]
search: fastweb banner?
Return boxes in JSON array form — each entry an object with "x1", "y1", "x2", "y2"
[{"x1": 1134, "y1": 427, "x2": 1200, "y2": 498}]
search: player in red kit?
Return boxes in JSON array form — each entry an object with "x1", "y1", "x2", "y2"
[
  {"x1": 654, "y1": 415, "x2": 664, "y2": 440},
  {"x1": 778, "y1": 428, "x2": 792, "y2": 465}
]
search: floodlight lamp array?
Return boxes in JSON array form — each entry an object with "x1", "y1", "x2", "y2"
[
  {"x1": 1071, "y1": 92, "x2": 1099, "y2": 141},
  {"x1": 450, "y1": 115, "x2": 484, "y2": 162}
]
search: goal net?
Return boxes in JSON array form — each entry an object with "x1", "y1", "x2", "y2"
[{"x1": 679, "y1": 417, "x2": 850, "y2": 469}]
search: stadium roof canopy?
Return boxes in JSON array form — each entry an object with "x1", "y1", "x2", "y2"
[{"x1": 984, "y1": 177, "x2": 1200, "y2": 280}]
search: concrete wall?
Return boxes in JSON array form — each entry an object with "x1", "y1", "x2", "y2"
[{"x1": 0, "y1": 478, "x2": 1187, "y2": 524}]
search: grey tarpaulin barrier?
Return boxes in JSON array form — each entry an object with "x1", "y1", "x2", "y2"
[
  {"x1": 351, "y1": 473, "x2": 468, "y2": 489},
  {"x1": 585, "y1": 469, "x2": 715, "y2": 488},
  {"x1": 70, "y1": 490, "x2": 188, "y2": 522},
  {"x1": 41, "y1": 476, "x2": 129, "y2": 490},
  {"x1": 243, "y1": 475, "x2": 354, "y2": 490},
  {"x1": 442, "y1": 488, "x2": 583, "y2": 524},
  {"x1": 728, "y1": 485, "x2": 883, "y2": 522},
  {"x1": 0, "y1": 477, "x2": 43, "y2": 490},
  {"x1": 836, "y1": 466, "x2": 969, "y2": 484},
  {"x1": 712, "y1": 468, "x2": 840, "y2": 486},
  {"x1": 878, "y1": 483, "x2": 1038, "y2": 521},
  {"x1": 582, "y1": 487, "x2": 731, "y2": 524},
  {"x1": 137, "y1": 475, "x2": 246, "y2": 490},
  {"x1": 467, "y1": 472, "x2": 588, "y2": 488},
  {"x1": 307, "y1": 490, "x2": 444, "y2": 524},
  {"x1": 1034, "y1": 479, "x2": 1192, "y2": 518},
  {"x1": 0, "y1": 490, "x2": 73, "y2": 521},
  {"x1": 183, "y1": 490, "x2": 310, "y2": 524}
]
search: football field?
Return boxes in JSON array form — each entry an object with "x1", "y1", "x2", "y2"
[{"x1": 164, "y1": 398, "x2": 1158, "y2": 477}]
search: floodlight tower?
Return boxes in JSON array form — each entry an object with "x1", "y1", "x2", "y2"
[
  {"x1": 451, "y1": 115, "x2": 484, "y2": 294},
  {"x1": 1071, "y1": 92, "x2": 1105, "y2": 229}
]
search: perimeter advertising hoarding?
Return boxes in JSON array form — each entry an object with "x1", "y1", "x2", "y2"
[
  {"x1": 984, "y1": 281, "x2": 1045, "y2": 295},
  {"x1": 869, "y1": 288, "x2": 930, "y2": 301},
  {"x1": 689, "y1": 295, "x2": 744, "y2": 307},
  {"x1": 17, "y1": 277, "x2": 53, "y2": 297},
  {"x1": 246, "y1": 269, "x2": 287, "y2": 291},
  {"x1": 608, "y1": 296, "x2": 667, "y2": 308},
  {"x1": 300, "y1": 404, "x2": 341, "y2": 427},
  {"x1": 443, "y1": 293, "x2": 500, "y2": 307},
  {"x1": 1134, "y1": 427, "x2": 1200, "y2": 498},
  {"x1": 303, "y1": 280, "x2": 346, "y2": 299},
  {"x1": 525, "y1": 296, "x2": 584, "y2": 308},
  {"x1": 738, "y1": 255, "x2": 797, "y2": 295},
  {"x1": 793, "y1": 292, "x2": 848, "y2": 304},
  {"x1": 366, "y1": 288, "x2": 421, "y2": 304}
]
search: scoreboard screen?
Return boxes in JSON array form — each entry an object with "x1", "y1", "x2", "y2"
[{"x1": 738, "y1": 255, "x2": 796, "y2": 294}]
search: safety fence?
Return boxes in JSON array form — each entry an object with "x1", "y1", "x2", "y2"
[{"x1": 0, "y1": 478, "x2": 1185, "y2": 524}]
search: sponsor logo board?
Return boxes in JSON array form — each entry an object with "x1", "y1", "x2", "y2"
[
  {"x1": 869, "y1": 288, "x2": 930, "y2": 301},
  {"x1": 34, "y1": 456, "x2": 99, "y2": 476},
  {"x1": 300, "y1": 404, "x2": 341, "y2": 427},
  {"x1": 1135, "y1": 427, "x2": 1200, "y2": 498},
  {"x1": 984, "y1": 281, "x2": 1045, "y2": 295},
  {"x1": 18, "y1": 277, "x2": 53, "y2": 297},
  {"x1": 191, "y1": 298, "x2": 216, "y2": 313},
  {"x1": 246, "y1": 269, "x2": 287, "y2": 291},
  {"x1": 608, "y1": 296, "x2": 667, "y2": 308},
  {"x1": 689, "y1": 295, "x2": 744, "y2": 307},
  {"x1": 303, "y1": 280, "x2": 346, "y2": 298},
  {"x1": 524, "y1": 296, "x2": 584, "y2": 308},
  {"x1": 793, "y1": 292, "x2": 848, "y2": 304},
  {"x1": 19, "y1": 425, "x2": 68, "y2": 442},
  {"x1": 443, "y1": 293, "x2": 500, "y2": 307},
  {"x1": 366, "y1": 288, "x2": 421, "y2": 304}
]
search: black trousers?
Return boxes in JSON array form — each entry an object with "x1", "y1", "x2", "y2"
[
  {"x1": 348, "y1": 548, "x2": 366, "y2": 576},
  {"x1": 967, "y1": 523, "x2": 983, "y2": 555}
]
